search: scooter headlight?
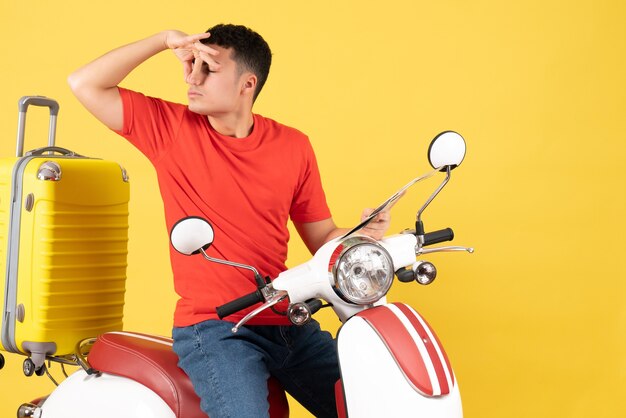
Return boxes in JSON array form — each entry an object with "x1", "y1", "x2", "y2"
[{"x1": 330, "y1": 237, "x2": 394, "y2": 305}]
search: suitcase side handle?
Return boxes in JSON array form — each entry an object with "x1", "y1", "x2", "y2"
[{"x1": 16, "y1": 96, "x2": 60, "y2": 157}]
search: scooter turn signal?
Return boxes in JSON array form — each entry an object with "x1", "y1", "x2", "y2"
[{"x1": 413, "y1": 261, "x2": 437, "y2": 285}]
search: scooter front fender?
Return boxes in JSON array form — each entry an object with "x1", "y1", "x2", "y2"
[
  {"x1": 40, "y1": 369, "x2": 175, "y2": 418},
  {"x1": 336, "y1": 303, "x2": 462, "y2": 417}
]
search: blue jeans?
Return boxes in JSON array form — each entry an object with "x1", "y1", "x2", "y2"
[{"x1": 172, "y1": 319, "x2": 339, "y2": 418}]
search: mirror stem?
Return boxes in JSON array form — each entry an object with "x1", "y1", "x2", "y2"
[
  {"x1": 200, "y1": 248, "x2": 262, "y2": 279},
  {"x1": 416, "y1": 166, "x2": 451, "y2": 247},
  {"x1": 416, "y1": 166, "x2": 451, "y2": 224}
]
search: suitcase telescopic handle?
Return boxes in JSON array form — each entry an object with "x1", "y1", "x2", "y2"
[{"x1": 16, "y1": 96, "x2": 60, "y2": 157}]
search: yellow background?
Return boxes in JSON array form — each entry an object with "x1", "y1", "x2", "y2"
[{"x1": 1, "y1": 0, "x2": 625, "y2": 417}]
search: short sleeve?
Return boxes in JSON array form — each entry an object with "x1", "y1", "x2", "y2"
[
  {"x1": 289, "y1": 138, "x2": 332, "y2": 223},
  {"x1": 113, "y1": 88, "x2": 186, "y2": 162}
]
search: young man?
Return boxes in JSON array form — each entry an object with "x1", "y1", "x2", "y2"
[{"x1": 69, "y1": 24, "x2": 391, "y2": 418}]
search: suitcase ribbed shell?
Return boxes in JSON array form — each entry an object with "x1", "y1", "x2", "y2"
[{"x1": 1, "y1": 155, "x2": 129, "y2": 359}]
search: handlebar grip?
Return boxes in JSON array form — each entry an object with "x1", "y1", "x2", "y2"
[
  {"x1": 423, "y1": 228, "x2": 454, "y2": 246},
  {"x1": 396, "y1": 268, "x2": 416, "y2": 283},
  {"x1": 216, "y1": 290, "x2": 264, "y2": 319}
]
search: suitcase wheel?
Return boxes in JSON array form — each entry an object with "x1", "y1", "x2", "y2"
[
  {"x1": 23, "y1": 358, "x2": 47, "y2": 377},
  {"x1": 0, "y1": 353, "x2": 4, "y2": 370},
  {"x1": 23, "y1": 358, "x2": 35, "y2": 377},
  {"x1": 35, "y1": 364, "x2": 46, "y2": 376}
]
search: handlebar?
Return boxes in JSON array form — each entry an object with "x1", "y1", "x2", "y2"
[
  {"x1": 215, "y1": 227, "x2": 456, "y2": 319},
  {"x1": 423, "y1": 228, "x2": 454, "y2": 246},
  {"x1": 216, "y1": 290, "x2": 264, "y2": 319}
]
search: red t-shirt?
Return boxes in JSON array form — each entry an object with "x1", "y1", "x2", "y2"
[{"x1": 115, "y1": 88, "x2": 331, "y2": 326}]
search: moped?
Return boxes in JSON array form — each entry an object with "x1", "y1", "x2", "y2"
[{"x1": 10, "y1": 130, "x2": 472, "y2": 418}]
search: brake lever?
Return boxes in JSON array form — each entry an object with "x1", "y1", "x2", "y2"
[
  {"x1": 417, "y1": 245, "x2": 474, "y2": 255},
  {"x1": 231, "y1": 290, "x2": 289, "y2": 333}
]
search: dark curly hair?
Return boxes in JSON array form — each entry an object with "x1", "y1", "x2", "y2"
[{"x1": 202, "y1": 24, "x2": 272, "y2": 101}]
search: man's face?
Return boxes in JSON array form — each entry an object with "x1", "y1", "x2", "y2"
[{"x1": 186, "y1": 45, "x2": 249, "y2": 115}]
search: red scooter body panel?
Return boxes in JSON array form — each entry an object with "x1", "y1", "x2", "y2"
[{"x1": 355, "y1": 303, "x2": 455, "y2": 397}]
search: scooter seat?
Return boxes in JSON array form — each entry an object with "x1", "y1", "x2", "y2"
[{"x1": 88, "y1": 331, "x2": 289, "y2": 418}]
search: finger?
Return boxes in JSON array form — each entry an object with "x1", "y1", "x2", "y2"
[
  {"x1": 363, "y1": 213, "x2": 386, "y2": 227},
  {"x1": 194, "y1": 41, "x2": 220, "y2": 56},
  {"x1": 376, "y1": 214, "x2": 389, "y2": 223},
  {"x1": 361, "y1": 208, "x2": 374, "y2": 221},
  {"x1": 187, "y1": 32, "x2": 212, "y2": 42},
  {"x1": 170, "y1": 33, "x2": 210, "y2": 51},
  {"x1": 174, "y1": 48, "x2": 195, "y2": 64},
  {"x1": 198, "y1": 51, "x2": 222, "y2": 70},
  {"x1": 187, "y1": 54, "x2": 204, "y2": 84},
  {"x1": 182, "y1": 60, "x2": 192, "y2": 79},
  {"x1": 192, "y1": 51, "x2": 203, "y2": 72},
  {"x1": 370, "y1": 214, "x2": 389, "y2": 225}
]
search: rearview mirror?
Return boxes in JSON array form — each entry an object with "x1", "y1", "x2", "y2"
[
  {"x1": 170, "y1": 216, "x2": 214, "y2": 255},
  {"x1": 428, "y1": 131, "x2": 466, "y2": 170}
]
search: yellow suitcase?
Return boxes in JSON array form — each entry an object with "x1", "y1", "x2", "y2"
[{"x1": 0, "y1": 96, "x2": 129, "y2": 373}]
